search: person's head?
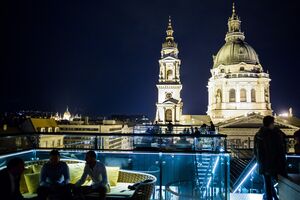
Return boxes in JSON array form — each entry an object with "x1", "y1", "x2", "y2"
[
  {"x1": 7, "y1": 157, "x2": 24, "y2": 176},
  {"x1": 85, "y1": 150, "x2": 97, "y2": 165},
  {"x1": 195, "y1": 127, "x2": 198, "y2": 131},
  {"x1": 294, "y1": 129, "x2": 300, "y2": 143},
  {"x1": 263, "y1": 116, "x2": 275, "y2": 129},
  {"x1": 49, "y1": 149, "x2": 60, "y2": 165}
]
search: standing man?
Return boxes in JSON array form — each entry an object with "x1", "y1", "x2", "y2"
[
  {"x1": 254, "y1": 116, "x2": 286, "y2": 200},
  {"x1": 0, "y1": 157, "x2": 25, "y2": 200},
  {"x1": 167, "y1": 122, "x2": 173, "y2": 134},
  {"x1": 74, "y1": 150, "x2": 108, "y2": 200},
  {"x1": 209, "y1": 121, "x2": 216, "y2": 133},
  {"x1": 37, "y1": 149, "x2": 72, "y2": 200}
]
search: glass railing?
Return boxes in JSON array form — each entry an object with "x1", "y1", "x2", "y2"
[
  {"x1": 0, "y1": 132, "x2": 227, "y2": 154},
  {"x1": 232, "y1": 155, "x2": 300, "y2": 195},
  {"x1": 231, "y1": 135, "x2": 300, "y2": 196},
  {"x1": 133, "y1": 124, "x2": 218, "y2": 135},
  {"x1": 0, "y1": 132, "x2": 230, "y2": 200}
]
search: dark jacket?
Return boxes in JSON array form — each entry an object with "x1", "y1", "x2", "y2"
[
  {"x1": 0, "y1": 168, "x2": 24, "y2": 200},
  {"x1": 254, "y1": 127, "x2": 287, "y2": 176}
]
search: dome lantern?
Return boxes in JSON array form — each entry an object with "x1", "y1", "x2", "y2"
[
  {"x1": 213, "y1": 3, "x2": 260, "y2": 68},
  {"x1": 225, "y1": 3, "x2": 245, "y2": 42}
]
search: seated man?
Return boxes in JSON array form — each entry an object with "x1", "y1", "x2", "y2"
[
  {"x1": 0, "y1": 157, "x2": 25, "y2": 200},
  {"x1": 37, "y1": 149, "x2": 72, "y2": 200},
  {"x1": 74, "y1": 150, "x2": 108, "y2": 200}
]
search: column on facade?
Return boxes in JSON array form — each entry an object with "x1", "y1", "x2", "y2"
[
  {"x1": 172, "y1": 107, "x2": 175, "y2": 123},
  {"x1": 246, "y1": 86, "x2": 251, "y2": 103},
  {"x1": 236, "y1": 86, "x2": 240, "y2": 103},
  {"x1": 163, "y1": 107, "x2": 166, "y2": 124}
]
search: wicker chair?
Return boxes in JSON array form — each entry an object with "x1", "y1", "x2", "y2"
[
  {"x1": 117, "y1": 170, "x2": 157, "y2": 200},
  {"x1": 23, "y1": 160, "x2": 156, "y2": 200}
]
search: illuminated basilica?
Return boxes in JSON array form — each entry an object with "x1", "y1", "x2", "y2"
[
  {"x1": 154, "y1": 4, "x2": 300, "y2": 144},
  {"x1": 155, "y1": 4, "x2": 273, "y2": 125},
  {"x1": 207, "y1": 4, "x2": 272, "y2": 123}
]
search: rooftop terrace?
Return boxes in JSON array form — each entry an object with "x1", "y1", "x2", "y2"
[{"x1": 0, "y1": 126, "x2": 299, "y2": 199}]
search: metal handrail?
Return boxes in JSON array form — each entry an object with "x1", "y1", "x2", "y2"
[
  {"x1": 0, "y1": 132, "x2": 229, "y2": 156},
  {"x1": 0, "y1": 132, "x2": 227, "y2": 137}
]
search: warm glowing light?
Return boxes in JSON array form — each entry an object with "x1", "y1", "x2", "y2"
[{"x1": 278, "y1": 112, "x2": 289, "y2": 117}]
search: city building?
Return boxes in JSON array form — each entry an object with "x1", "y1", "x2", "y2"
[
  {"x1": 152, "y1": 4, "x2": 300, "y2": 150},
  {"x1": 51, "y1": 106, "x2": 81, "y2": 122},
  {"x1": 59, "y1": 119, "x2": 133, "y2": 149},
  {"x1": 20, "y1": 118, "x2": 64, "y2": 148},
  {"x1": 218, "y1": 113, "x2": 300, "y2": 149},
  {"x1": 207, "y1": 4, "x2": 272, "y2": 123}
]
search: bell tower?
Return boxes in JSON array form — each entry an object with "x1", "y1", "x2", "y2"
[{"x1": 155, "y1": 17, "x2": 183, "y2": 124}]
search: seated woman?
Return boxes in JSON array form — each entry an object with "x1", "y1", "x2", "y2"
[{"x1": 74, "y1": 151, "x2": 108, "y2": 200}]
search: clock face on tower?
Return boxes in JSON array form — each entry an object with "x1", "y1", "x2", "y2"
[{"x1": 166, "y1": 93, "x2": 172, "y2": 99}]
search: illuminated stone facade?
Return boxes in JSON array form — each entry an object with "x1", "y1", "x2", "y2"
[
  {"x1": 207, "y1": 4, "x2": 272, "y2": 123},
  {"x1": 155, "y1": 17, "x2": 183, "y2": 124}
]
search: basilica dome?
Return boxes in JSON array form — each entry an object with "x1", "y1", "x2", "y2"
[
  {"x1": 213, "y1": 39, "x2": 260, "y2": 68},
  {"x1": 213, "y1": 3, "x2": 260, "y2": 68}
]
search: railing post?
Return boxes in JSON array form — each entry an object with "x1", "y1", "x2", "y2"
[
  {"x1": 94, "y1": 136, "x2": 98, "y2": 149},
  {"x1": 159, "y1": 152, "x2": 163, "y2": 200}
]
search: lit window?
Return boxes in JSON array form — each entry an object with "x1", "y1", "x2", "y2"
[
  {"x1": 167, "y1": 70, "x2": 173, "y2": 80},
  {"x1": 251, "y1": 89, "x2": 256, "y2": 102},
  {"x1": 229, "y1": 89, "x2": 236, "y2": 102},
  {"x1": 240, "y1": 89, "x2": 247, "y2": 102},
  {"x1": 165, "y1": 109, "x2": 172, "y2": 122}
]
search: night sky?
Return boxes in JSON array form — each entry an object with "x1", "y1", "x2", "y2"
[{"x1": 1, "y1": 0, "x2": 300, "y2": 118}]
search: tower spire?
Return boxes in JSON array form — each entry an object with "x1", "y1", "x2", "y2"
[
  {"x1": 161, "y1": 16, "x2": 177, "y2": 52},
  {"x1": 166, "y1": 16, "x2": 174, "y2": 41},
  {"x1": 232, "y1": 2, "x2": 236, "y2": 18},
  {"x1": 230, "y1": 2, "x2": 239, "y2": 20}
]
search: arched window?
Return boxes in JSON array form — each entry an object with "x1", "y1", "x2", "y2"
[
  {"x1": 229, "y1": 89, "x2": 236, "y2": 102},
  {"x1": 167, "y1": 70, "x2": 173, "y2": 80},
  {"x1": 240, "y1": 89, "x2": 247, "y2": 102},
  {"x1": 251, "y1": 89, "x2": 256, "y2": 102},
  {"x1": 165, "y1": 109, "x2": 172, "y2": 122}
]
